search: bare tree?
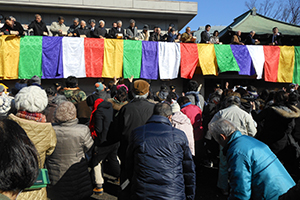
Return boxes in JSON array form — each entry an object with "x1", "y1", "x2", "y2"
[{"x1": 245, "y1": 0, "x2": 300, "y2": 25}]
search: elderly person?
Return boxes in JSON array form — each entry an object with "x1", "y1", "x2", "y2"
[
  {"x1": 98, "y1": 20, "x2": 107, "y2": 38},
  {"x1": 50, "y1": 16, "x2": 68, "y2": 36},
  {"x1": 209, "y1": 118, "x2": 295, "y2": 199},
  {"x1": 75, "y1": 20, "x2": 89, "y2": 37},
  {"x1": 0, "y1": 119, "x2": 39, "y2": 200},
  {"x1": 231, "y1": 31, "x2": 244, "y2": 45},
  {"x1": 89, "y1": 19, "x2": 100, "y2": 38},
  {"x1": 46, "y1": 101, "x2": 94, "y2": 200},
  {"x1": 28, "y1": 14, "x2": 48, "y2": 36},
  {"x1": 0, "y1": 16, "x2": 24, "y2": 36},
  {"x1": 126, "y1": 19, "x2": 138, "y2": 40},
  {"x1": 8, "y1": 86, "x2": 57, "y2": 200},
  {"x1": 44, "y1": 95, "x2": 68, "y2": 123},
  {"x1": 109, "y1": 20, "x2": 125, "y2": 39},
  {"x1": 181, "y1": 27, "x2": 195, "y2": 43},
  {"x1": 67, "y1": 18, "x2": 80, "y2": 37},
  {"x1": 245, "y1": 31, "x2": 260, "y2": 45},
  {"x1": 149, "y1": 27, "x2": 163, "y2": 41},
  {"x1": 138, "y1": 25, "x2": 149, "y2": 41}
]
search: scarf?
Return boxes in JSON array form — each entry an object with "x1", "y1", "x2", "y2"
[
  {"x1": 89, "y1": 98, "x2": 104, "y2": 139},
  {"x1": 17, "y1": 111, "x2": 47, "y2": 123}
]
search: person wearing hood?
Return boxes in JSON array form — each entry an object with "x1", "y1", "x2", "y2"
[
  {"x1": 46, "y1": 101, "x2": 94, "y2": 200},
  {"x1": 87, "y1": 95, "x2": 120, "y2": 196},
  {"x1": 171, "y1": 102, "x2": 195, "y2": 156},
  {"x1": 107, "y1": 86, "x2": 128, "y2": 117},
  {"x1": 87, "y1": 82, "x2": 110, "y2": 106},
  {"x1": 252, "y1": 90, "x2": 300, "y2": 166}
]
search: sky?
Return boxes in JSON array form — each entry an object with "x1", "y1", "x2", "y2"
[{"x1": 179, "y1": 0, "x2": 265, "y2": 32}]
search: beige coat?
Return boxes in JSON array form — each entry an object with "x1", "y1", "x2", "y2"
[{"x1": 8, "y1": 114, "x2": 57, "y2": 200}]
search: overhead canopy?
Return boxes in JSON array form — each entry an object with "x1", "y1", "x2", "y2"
[{"x1": 220, "y1": 8, "x2": 300, "y2": 37}]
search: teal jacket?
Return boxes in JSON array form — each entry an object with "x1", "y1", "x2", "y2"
[{"x1": 225, "y1": 131, "x2": 295, "y2": 200}]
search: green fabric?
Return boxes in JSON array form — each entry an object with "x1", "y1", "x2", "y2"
[
  {"x1": 214, "y1": 44, "x2": 240, "y2": 73},
  {"x1": 18, "y1": 36, "x2": 43, "y2": 79},
  {"x1": 0, "y1": 193, "x2": 10, "y2": 200},
  {"x1": 123, "y1": 40, "x2": 142, "y2": 78},
  {"x1": 293, "y1": 47, "x2": 300, "y2": 84}
]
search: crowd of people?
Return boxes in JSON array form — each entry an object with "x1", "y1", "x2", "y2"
[
  {"x1": 1, "y1": 74, "x2": 300, "y2": 200},
  {"x1": 0, "y1": 14, "x2": 283, "y2": 45}
]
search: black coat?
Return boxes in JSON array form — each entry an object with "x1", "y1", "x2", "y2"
[
  {"x1": 67, "y1": 24, "x2": 80, "y2": 35},
  {"x1": 28, "y1": 20, "x2": 48, "y2": 36},
  {"x1": 109, "y1": 27, "x2": 125, "y2": 38},
  {"x1": 116, "y1": 98, "x2": 154, "y2": 162},
  {"x1": 86, "y1": 90, "x2": 110, "y2": 107},
  {"x1": 127, "y1": 115, "x2": 196, "y2": 200},
  {"x1": 269, "y1": 33, "x2": 283, "y2": 45},
  {"x1": 75, "y1": 27, "x2": 90, "y2": 37},
  {"x1": 200, "y1": 31, "x2": 210, "y2": 43},
  {"x1": 245, "y1": 34, "x2": 255, "y2": 45},
  {"x1": 0, "y1": 21, "x2": 24, "y2": 36},
  {"x1": 252, "y1": 105, "x2": 300, "y2": 155},
  {"x1": 94, "y1": 101, "x2": 114, "y2": 146}
]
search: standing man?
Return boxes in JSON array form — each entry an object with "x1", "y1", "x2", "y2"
[
  {"x1": 27, "y1": 14, "x2": 48, "y2": 36},
  {"x1": 181, "y1": 27, "x2": 195, "y2": 43},
  {"x1": 50, "y1": 16, "x2": 68, "y2": 36},
  {"x1": 125, "y1": 19, "x2": 138, "y2": 40},
  {"x1": 269, "y1": 27, "x2": 282, "y2": 45},
  {"x1": 245, "y1": 31, "x2": 260, "y2": 45},
  {"x1": 200, "y1": 24, "x2": 211, "y2": 43},
  {"x1": 127, "y1": 103, "x2": 195, "y2": 200},
  {"x1": 209, "y1": 118, "x2": 295, "y2": 200}
]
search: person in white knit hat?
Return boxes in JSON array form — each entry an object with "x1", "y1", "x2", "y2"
[{"x1": 8, "y1": 85, "x2": 57, "y2": 200}]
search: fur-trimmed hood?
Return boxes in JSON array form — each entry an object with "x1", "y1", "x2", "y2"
[
  {"x1": 272, "y1": 105, "x2": 300, "y2": 119},
  {"x1": 107, "y1": 98, "x2": 128, "y2": 111}
]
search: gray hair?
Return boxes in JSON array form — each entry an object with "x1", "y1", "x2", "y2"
[
  {"x1": 208, "y1": 118, "x2": 237, "y2": 138},
  {"x1": 134, "y1": 92, "x2": 148, "y2": 99},
  {"x1": 51, "y1": 95, "x2": 67, "y2": 105},
  {"x1": 80, "y1": 20, "x2": 86, "y2": 25},
  {"x1": 225, "y1": 96, "x2": 241, "y2": 107},
  {"x1": 9, "y1": 16, "x2": 16, "y2": 21},
  {"x1": 129, "y1": 19, "x2": 135, "y2": 24},
  {"x1": 153, "y1": 103, "x2": 172, "y2": 118},
  {"x1": 99, "y1": 20, "x2": 105, "y2": 25},
  {"x1": 35, "y1": 14, "x2": 41, "y2": 18},
  {"x1": 117, "y1": 20, "x2": 122, "y2": 24},
  {"x1": 73, "y1": 18, "x2": 79, "y2": 22}
]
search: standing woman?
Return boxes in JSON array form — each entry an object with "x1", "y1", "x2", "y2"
[
  {"x1": 8, "y1": 86, "x2": 57, "y2": 200},
  {"x1": 46, "y1": 101, "x2": 94, "y2": 200}
]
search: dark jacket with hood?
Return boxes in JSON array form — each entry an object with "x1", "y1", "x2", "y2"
[
  {"x1": 252, "y1": 105, "x2": 300, "y2": 155},
  {"x1": 87, "y1": 90, "x2": 110, "y2": 107},
  {"x1": 126, "y1": 115, "x2": 196, "y2": 200}
]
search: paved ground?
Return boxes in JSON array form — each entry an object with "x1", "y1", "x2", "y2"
[{"x1": 91, "y1": 166, "x2": 228, "y2": 200}]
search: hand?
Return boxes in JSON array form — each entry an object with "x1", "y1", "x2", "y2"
[
  {"x1": 296, "y1": 84, "x2": 299, "y2": 91},
  {"x1": 225, "y1": 82, "x2": 229, "y2": 89},
  {"x1": 113, "y1": 76, "x2": 119, "y2": 85},
  {"x1": 67, "y1": 33, "x2": 73, "y2": 37},
  {"x1": 59, "y1": 29, "x2": 62, "y2": 32},
  {"x1": 250, "y1": 101, "x2": 256, "y2": 111},
  {"x1": 128, "y1": 75, "x2": 134, "y2": 83}
]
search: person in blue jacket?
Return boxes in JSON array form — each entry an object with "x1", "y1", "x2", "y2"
[
  {"x1": 208, "y1": 118, "x2": 295, "y2": 200},
  {"x1": 126, "y1": 103, "x2": 196, "y2": 200}
]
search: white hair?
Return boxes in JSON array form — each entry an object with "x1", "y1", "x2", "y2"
[
  {"x1": 208, "y1": 118, "x2": 237, "y2": 138},
  {"x1": 99, "y1": 20, "x2": 105, "y2": 25},
  {"x1": 80, "y1": 20, "x2": 86, "y2": 25},
  {"x1": 134, "y1": 93, "x2": 148, "y2": 99},
  {"x1": 117, "y1": 20, "x2": 122, "y2": 24}
]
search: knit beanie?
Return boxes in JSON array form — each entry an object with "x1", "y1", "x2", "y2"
[
  {"x1": 171, "y1": 102, "x2": 180, "y2": 113},
  {"x1": 31, "y1": 75, "x2": 41, "y2": 85},
  {"x1": 133, "y1": 80, "x2": 149, "y2": 95},
  {"x1": 54, "y1": 101, "x2": 77, "y2": 123},
  {"x1": 15, "y1": 86, "x2": 48, "y2": 113},
  {"x1": 117, "y1": 84, "x2": 128, "y2": 92},
  {"x1": 0, "y1": 96, "x2": 11, "y2": 115},
  {"x1": 95, "y1": 82, "x2": 104, "y2": 91}
]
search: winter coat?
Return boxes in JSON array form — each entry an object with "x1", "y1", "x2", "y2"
[
  {"x1": 225, "y1": 131, "x2": 295, "y2": 200},
  {"x1": 117, "y1": 98, "x2": 155, "y2": 162},
  {"x1": 63, "y1": 88, "x2": 87, "y2": 104},
  {"x1": 181, "y1": 102, "x2": 203, "y2": 141},
  {"x1": 28, "y1": 20, "x2": 48, "y2": 36},
  {"x1": 127, "y1": 115, "x2": 196, "y2": 200},
  {"x1": 8, "y1": 114, "x2": 57, "y2": 200},
  {"x1": 106, "y1": 98, "x2": 128, "y2": 117},
  {"x1": 93, "y1": 101, "x2": 115, "y2": 146},
  {"x1": 172, "y1": 111, "x2": 195, "y2": 155},
  {"x1": 252, "y1": 105, "x2": 300, "y2": 154},
  {"x1": 86, "y1": 90, "x2": 110, "y2": 107},
  {"x1": 210, "y1": 105, "x2": 257, "y2": 137},
  {"x1": 186, "y1": 91, "x2": 205, "y2": 111},
  {"x1": 46, "y1": 119, "x2": 94, "y2": 200}
]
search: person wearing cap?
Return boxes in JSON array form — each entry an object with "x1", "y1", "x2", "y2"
[
  {"x1": 46, "y1": 101, "x2": 94, "y2": 200},
  {"x1": 154, "y1": 84, "x2": 169, "y2": 102},
  {"x1": 67, "y1": 18, "x2": 80, "y2": 37},
  {"x1": 167, "y1": 27, "x2": 178, "y2": 42},
  {"x1": 137, "y1": 24, "x2": 149, "y2": 41},
  {"x1": 27, "y1": 14, "x2": 48, "y2": 36},
  {"x1": 116, "y1": 80, "x2": 155, "y2": 197},
  {"x1": 209, "y1": 95, "x2": 257, "y2": 195},
  {"x1": 50, "y1": 16, "x2": 68, "y2": 36},
  {"x1": 86, "y1": 82, "x2": 110, "y2": 107},
  {"x1": 8, "y1": 86, "x2": 57, "y2": 200},
  {"x1": 28, "y1": 75, "x2": 42, "y2": 88},
  {"x1": 125, "y1": 19, "x2": 138, "y2": 40}
]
